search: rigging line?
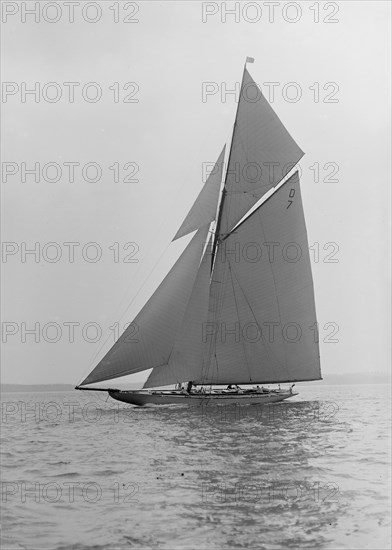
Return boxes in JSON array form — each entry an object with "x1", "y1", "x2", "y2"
[
  {"x1": 94, "y1": 168, "x2": 193, "y2": 346},
  {"x1": 217, "y1": 98, "x2": 247, "y2": 241},
  {"x1": 202, "y1": 244, "x2": 227, "y2": 384},
  {"x1": 86, "y1": 141, "x2": 218, "y2": 373},
  {"x1": 152, "y1": 233, "x2": 213, "y2": 385},
  {"x1": 221, "y1": 122, "x2": 249, "y2": 240},
  {"x1": 209, "y1": 144, "x2": 229, "y2": 274},
  {"x1": 87, "y1": 238, "x2": 174, "y2": 369},
  {"x1": 200, "y1": 281, "x2": 217, "y2": 384},
  {"x1": 227, "y1": 259, "x2": 253, "y2": 383},
  {"x1": 145, "y1": 228, "x2": 214, "y2": 388},
  {"x1": 211, "y1": 63, "x2": 246, "y2": 270},
  {"x1": 88, "y1": 224, "x2": 209, "y2": 386}
]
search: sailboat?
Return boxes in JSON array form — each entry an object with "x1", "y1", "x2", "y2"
[{"x1": 76, "y1": 58, "x2": 321, "y2": 406}]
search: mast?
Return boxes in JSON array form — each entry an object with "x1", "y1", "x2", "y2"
[{"x1": 210, "y1": 59, "x2": 249, "y2": 271}]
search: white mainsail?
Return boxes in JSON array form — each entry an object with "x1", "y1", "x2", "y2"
[
  {"x1": 172, "y1": 145, "x2": 225, "y2": 241},
  {"x1": 80, "y1": 225, "x2": 209, "y2": 386}
]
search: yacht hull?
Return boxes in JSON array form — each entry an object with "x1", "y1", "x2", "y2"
[{"x1": 108, "y1": 389, "x2": 298, "y2": 407}]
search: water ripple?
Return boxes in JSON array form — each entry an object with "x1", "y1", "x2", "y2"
[{"x1": 1, "y1": 385, "x2": 390, "y2": 549}]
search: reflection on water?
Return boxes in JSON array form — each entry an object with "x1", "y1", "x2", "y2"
[{"x1": 1, "y1": 385, "x2": 390, "y2": 549}]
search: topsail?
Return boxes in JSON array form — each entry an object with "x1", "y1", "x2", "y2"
[{"x1": 219, "y1": 68, "x2": 304, "y2": 237}]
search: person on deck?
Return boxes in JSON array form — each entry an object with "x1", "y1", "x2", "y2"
[{"x1": 186, "y1": 381, "x2": 193, "y2": 394}]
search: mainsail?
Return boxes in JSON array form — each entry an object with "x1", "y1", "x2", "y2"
[
  {"x1": 80, "y1": 60, "x2": 321, "y2": 389},
  {"x1": 144, "y1": 172, "x2": 320, "y2": 387}
]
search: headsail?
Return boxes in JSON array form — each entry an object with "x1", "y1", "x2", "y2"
[
  {"x1": 80, "y1": 225, "x2": 210, "y2": 386},
  {"x1": 173, "y1": 146, "x2": 225, "y2": 241},
  {"x1": 219, "y1": 68, "x2": 304, "y2": 237},
  {"x1": 143, "y1": 236, "x2": 213, "y2": 388}
]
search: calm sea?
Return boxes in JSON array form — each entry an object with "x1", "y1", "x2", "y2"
[{"x1": 1, "y1": 384, "x2": 390, "y2": 550}]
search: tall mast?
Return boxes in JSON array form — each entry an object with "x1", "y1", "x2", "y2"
[{"x1": 210, "y1": 59, "x2": 250, "y2": 271}]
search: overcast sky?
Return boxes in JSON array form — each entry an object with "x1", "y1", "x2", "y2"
[{"x1": 2, "y1": 1, "x2": 390, "y2": 385}]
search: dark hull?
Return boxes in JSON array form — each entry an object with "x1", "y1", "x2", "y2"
[{"x1": 108, "y1": 389, "x2": 298, "y2": 407}]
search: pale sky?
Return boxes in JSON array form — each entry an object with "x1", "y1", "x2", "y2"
[{"x1": 1, "y1": 1, "x2": 391, "y2": 384}]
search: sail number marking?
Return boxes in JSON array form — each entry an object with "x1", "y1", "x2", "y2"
[{"x1": 287, "y1": 188, "x2": 295, "y2": 209}]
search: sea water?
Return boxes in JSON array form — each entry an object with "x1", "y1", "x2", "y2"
[{"x1": 1, "y1": 384, "x2": 390, "y2": 549}]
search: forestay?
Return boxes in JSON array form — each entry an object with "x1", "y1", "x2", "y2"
[{"x1": 80, "y1": 225, "x2": 210, "y2": 386}]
